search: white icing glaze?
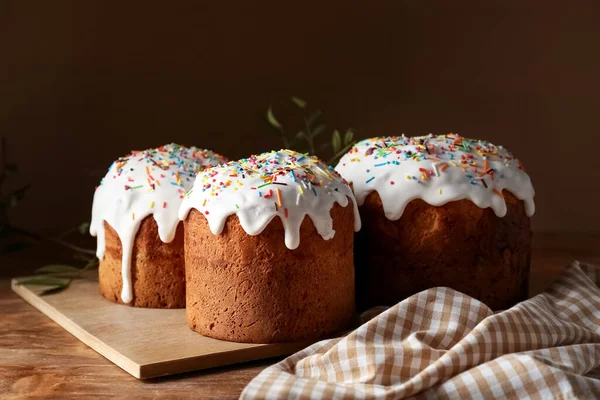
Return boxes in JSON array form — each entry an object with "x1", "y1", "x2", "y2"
[
  {"x1": 335, "y1": 134, "x2": 535, "y2": 220},
  {"x1": 90, "y1": 143, "x2": 227, "y2": 304},
  {"x1": 179, "y1": 150, "x2": 361, "y2": 250}
]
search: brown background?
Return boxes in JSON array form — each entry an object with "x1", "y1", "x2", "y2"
[{"x1": 1, "y1": 1, "x2": 599, "y2": 235}]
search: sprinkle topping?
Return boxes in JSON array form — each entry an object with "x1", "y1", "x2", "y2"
[
  {"x1": 335, "y1": 134, "x2": 535, "y2": 220},
  {"x1": 90, "y1": 143, "x2": 228, "y2": 304},
  {"x1": 180, "y1": 149, "x2": 361, "y2": 250}
]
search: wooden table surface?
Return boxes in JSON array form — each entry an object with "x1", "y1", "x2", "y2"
[{"x1": 1, "y1": 233, "x2": 599, "y2": 399}]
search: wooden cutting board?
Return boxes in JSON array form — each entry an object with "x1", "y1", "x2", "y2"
[{"x1": 10, "y1": 277, "x2": 313, "y2": 379}]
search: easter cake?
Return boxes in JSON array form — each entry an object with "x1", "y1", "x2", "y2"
[
  {"x1": 179, "y1": 149, "x2": 360, "y2": 343},
  {"x1": 335, "y1": 134, "x2": 535, "y2": 311},
  {"x1": 90, "y1": 143, "x2": 227, "y2": 308}
]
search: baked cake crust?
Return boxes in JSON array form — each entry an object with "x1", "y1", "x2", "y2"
[
  {"x1": 91, "y1": 143, "x2": 227, "y2": 306},
  {"x1": 355, "y1": 190, "x2": 531, "y2": 311},
  {"x1": 335, "y1": 135, "x2": 535, "y2": 311},
  {"x1": 99, "y1": 217, "x2": 186, "y2": 308},
  {"x1": 179, "y1": 149, "x2": 360, "y2": 343},
  {"x1": 184, "y1": 204, "x2": 355, "y2": 343}
]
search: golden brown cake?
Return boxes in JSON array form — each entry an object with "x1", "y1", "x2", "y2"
[
  {"x1": 179, "y1": 150, "x2": 361, "y2": 343},
  {"x1": 335, "y1": 134, "x2": 535, "y2": 311},
  {"x1": 90, "y1": 143, "x2": 227, "y2": 308},
  {"x1": 99, "y1": 218, "x2": 186, "y2": 308}
]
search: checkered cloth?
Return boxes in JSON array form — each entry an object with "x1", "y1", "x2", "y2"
[{"x1": 241, "y1": 261, "x2": 600, "y2": 399}]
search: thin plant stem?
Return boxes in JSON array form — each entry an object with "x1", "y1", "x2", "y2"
[{"x1": 327, "y1": 142, "x2": 355, "y2": 166}]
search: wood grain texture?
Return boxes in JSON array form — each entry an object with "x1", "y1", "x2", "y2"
[
  {"x1": 9, "y1": 276, "x2": 312, "y2": 381},
  {"x1": 1, "y1": 233, "x2": 599, "y2": 399}
]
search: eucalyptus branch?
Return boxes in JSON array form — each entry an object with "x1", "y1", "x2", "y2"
[
  {"x1": 16, "y1": 257, "x2": 99, "y2": 295},
  {"x1": 266, "y1": 97, "x2": 357, "y2": 166}
]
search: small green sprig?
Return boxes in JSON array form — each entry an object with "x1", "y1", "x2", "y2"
[
  {"x1": 266, "y1": 97, "x2": 356, "y2": 166},
  {"x1": 15, "y1": 221, "x2": 97, "y2": 295},
  {"x1": 16, "y1": 256, "x2": 98, "y2": 295}
]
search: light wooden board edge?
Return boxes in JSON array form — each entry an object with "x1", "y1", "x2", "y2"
[
  {"x1": 10, "y1": 279, "x2": 314, "y2": 379},
  {"x1": 139, "y1": 341, "x2": 311, "y2": 379},
  {"x1": 11, "y1": 279, "x2": 142, "y2": 377}
]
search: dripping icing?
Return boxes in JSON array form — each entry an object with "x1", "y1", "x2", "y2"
[
  {"x1": 335, "y1": 134, "x2": 535, "y2": 220},
  {"x1": 179, "y1": 150, "x2": 361, "y2": 250},
  {"x1": 90, "y1": 143, "x2": 227, "y2": 304}
]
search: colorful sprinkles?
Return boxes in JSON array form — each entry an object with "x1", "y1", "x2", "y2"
[
  {"x1": 97, "y1": 143, "x2": 228, "y2": 205},
  {"x1": 335, "y1": 133, "x2": 535, "y2": 219},
  {"x1": 90, "y1": 143, "x2": 228, "y2": 304},
  {"x1": 188, "y1": 150, "x2": 353, "y2": 212},
  {"x1": 179, "y1": 149, "x2": 361, "y2": 249},
  {"x1": 338, "y1": 133, "x2": 523, "y2": 193}
]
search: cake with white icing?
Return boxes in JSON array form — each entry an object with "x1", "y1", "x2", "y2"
[
  {"x1": 180, "y1": 149, "x2": 360, "y2": 343},
  {"x1": 90, "y1": 143, "x2": 227, "y2": 308},
  {"x1": 335, "y1": 134, "x2": 535, "y2": 310}
]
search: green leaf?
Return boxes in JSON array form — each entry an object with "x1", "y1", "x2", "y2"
[
  {"x1": 16, "y1": 277, "x2": 70, "y2": 287},
  {"x1": 311, "y1": 124, "x2": 327, "y2": 139},
  {"x1": 306, "y1": 110, "x2": 322, "y2": 127},
  {"x1": 332, "y1": 130, "x2": 341, "y2": 153},
  {"x1": 36, "y1": 264, "x2": 81, "y2": 274},
  {"x1": 78, "y1": 222, "x2": 90, "y2": 235},
  {"x1": 290, "y1": 97, "x2": 307, "y2": 109},
  {"x1": 344, "y1": 129, "x2": 354, "y2": 145},
  {"x1": 266, "y1": 105, "x2": 282, "y2": 130},
  {"x1": 41, "y1": 284, "x2": 72, "y2": 296}
]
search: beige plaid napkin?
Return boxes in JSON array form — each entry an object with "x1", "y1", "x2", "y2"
[{"x1": 241, "y1": 261, "x2": 600, "y2": 399}]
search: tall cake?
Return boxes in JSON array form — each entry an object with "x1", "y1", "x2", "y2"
[
  {"x1": 335, "y1": 134, "x2": 535, "y2": 310},
  {"x1": 90, "y1": 143, "x2": 227, "y2": 308},
  {"x1": 179, "y1": 149, "x2": 361, "y2": 343}
]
